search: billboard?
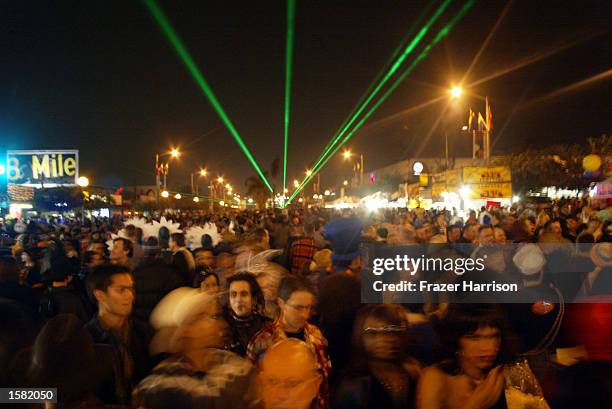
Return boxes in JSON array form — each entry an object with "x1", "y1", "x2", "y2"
[
  {"x1": 462, "y1": 166, "x2": 511, "y2": 184},
  {"x1": 6, "y1": 150, "x2": 79, "y2": 187}
]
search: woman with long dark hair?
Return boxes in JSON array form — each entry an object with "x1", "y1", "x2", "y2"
[
  {"x1": 333, "y1": 304, "x2": 421, "y2": 409},
  {"x1": 417, "y1": 304, "x2": 513, "y2": 409}
]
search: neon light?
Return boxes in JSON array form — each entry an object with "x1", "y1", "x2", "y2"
[{"x1": 143, "y1": 0, "x2": 273, "y2": 192}]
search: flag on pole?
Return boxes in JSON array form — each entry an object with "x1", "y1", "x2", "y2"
[
  {"x1": 485, "y1": 97, "x2": 493, "y2": 131},
  {"x1": 477, "y1": 112, "x2": 487, "y2": 131},
  {"x1": 468, "y1": 109, "x2": 475, "y2": 131}
]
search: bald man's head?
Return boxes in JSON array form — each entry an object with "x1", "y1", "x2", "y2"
[{"x1": 258, "y1": 339, "x2": 322, "y2": 409}]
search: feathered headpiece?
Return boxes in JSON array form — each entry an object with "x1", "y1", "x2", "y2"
[{"x1": 185, "y1": 223, "x2": 223, "y2": 250}]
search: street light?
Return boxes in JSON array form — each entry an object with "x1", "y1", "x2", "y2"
[
  {"x1": 343, "y1": 180, "x2": 348, "y2": 186},
  {"x1": 217, "y1": 177, "x2": 224, "y2": 184},
  {"x1": 293, "y1": 179, "x2": 299, "y2": 188},
  {"x1": 342, "y1": 148, "x2": 364, "y2": 186},
  {"x1": 155, "y1": 148, "x2": 181, "y2": 199},
  {"x1": 161, "y1": 190, "x2": 169, "y2": 198},
  {"x1": 450, "y1": 86, "x2": 462, "y2": 98},
  {"x1": 191, "y1": 168, "x2": 208, "y2": 195},
  {"x1": 76, "y1": 176, "x2": 89, "y2": 187},
  {"x1": 193, "y1": 196, "x2": 199, "y2": 202},
  {"x1": 174, "y1": 193, "x2": 182, "y2": 199},
  {"x1": 305, "y1": 169, "x2": 312, "y2": 176}
]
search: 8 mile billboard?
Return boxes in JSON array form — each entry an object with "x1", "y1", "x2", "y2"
[{"x1": 6, "y1": 150, "x2": 79, "y2": 187}]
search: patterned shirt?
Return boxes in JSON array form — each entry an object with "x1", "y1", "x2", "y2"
[
  {"x1": 247, "y1": 319, "x2": 331, "y2": 409},
  {"x1": 289, "y1": 236, "x2": 319, "y2": 275}
]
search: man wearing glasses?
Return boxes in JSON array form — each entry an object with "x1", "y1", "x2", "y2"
[
  {"x1": 247, "y1": 275, "x2": 331, "y2": 408},
  {"x1": 85, "y1": 264, "x2": 153, "y2": 406}
]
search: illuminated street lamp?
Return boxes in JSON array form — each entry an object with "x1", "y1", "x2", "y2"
[
  {"x1": 76, "y1": 176, "x2": 89, "y2": 188},
  {"x1": 193, "y1": 196, "x2": 200, "y2": 203},
  {"x1": 450, "y1": 86, "x2": 462, "y2": 98},
  {"x1": 343, "y1": 180, "x2": 348, "y2": 186},
  {"x1": 161, "y1": 190, "x2": 169, "y2": 198},
  {"x1": 293, "y1": 179, "x2": 299, "y2": 188},
  {"x1": 342, "y1": 148, "x2": 364, "y2": 186},
  {"x1": 174, "y1": 193, "x2": 182, "y2": 200},
  {"x1": 217, "y1": 177, "x2": 224, "y2": 184},
  {"x1": 155, "y1": 147, "x2": 181, "y2": 199},
  {"x1": 305, "y1": 169, "x2": 312, "y2": 176},
  {"x1": 191, "y1": 168, "x2": 208, "y2": 195}
]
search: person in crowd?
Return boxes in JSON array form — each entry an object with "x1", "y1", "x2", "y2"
[
  {"x1": 258, "y1": 339, "x2": 324, "y2": 409},
  {"x1": 133, "y1": 292, "x2": 260, "y2": 409},
  {"x1": 493, "y1": 227, "x2": 507, "y2": 244},
  {"x1": 460, "y1": 222, "x2": 480, "y2": 244},
  {"x1": 248, "y1": 275, "x2": 331, "y2": 408},
  {"x1": 110, "y1": 237, "x2": 133, "y2": 269},
  {"x1": 193, "y1": 247, "x2": 216, "y2": 272},
  {"x1": 199, "y1": 271, "x2": 221, "y2": 294},
  {"x1": 0, "y1": 257, "x2": 40, "y2": 312},
  {"x1": 131, "y1": 237, "x2": 183, "y2": 322},
  {"x1": 417, "y1": 304, "x2": 511, "y2": 409},
  {"x1": 88, "y1": 239, "x2": 108, "y2": 258},
  {"x1": 289, "y1": 222, "x2": 320, "y2": 275},
  {"x1": 333, "y1": 304, "x2": 421, "y2": 409},
  {"x1": 169, "y1": 232, "x2": 196, "y2": 285},
  {"x1": 85, "y1": 264, "x2": 153, "y2": 405},
  {"x1": 512, "y1": 217, "x2": 536, "y2": 243},
  {"x1": 447, "y1": 224, "x2": 462, "y2": 244},
  {"x1": 22, "y1": 314, "x2": 113, "y2": 409},
  {"x1": 224, "y1": 272, "x2": 271, "y2": 356}
]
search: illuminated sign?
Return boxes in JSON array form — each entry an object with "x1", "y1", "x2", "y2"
[{"x1": 7, "y1": 150, "x2": 79, "y2": 187}]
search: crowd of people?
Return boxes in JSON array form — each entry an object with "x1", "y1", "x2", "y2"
[{"x1": 0, "y1": 195, "x2": 610, "y2": 409}]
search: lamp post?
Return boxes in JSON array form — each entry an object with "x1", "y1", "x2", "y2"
[
  {"x1": 342, "y1": 149, "x2": 364, "y2": 186},
  {"x1": 77, "y1": 176, "x2": 89, "y2": 224},
  {"x1": 155, "y1": 148, "x2": 180, "y2": 201},
  {"x1": 191, "y1": 168, "x2": 208, "y2": 195}
]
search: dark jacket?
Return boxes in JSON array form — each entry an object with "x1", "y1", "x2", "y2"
[
  {"x1": 0, "y1": 282, "x2": 40, "y2": 312},
  {"x1": 41, "y1": 285, "x2": 94, "y2": 324},
  {"x1": 132, "y1": 258, "x2": 183, "y2": 322},
  {"x1": 223, "y1": 306, "x2": 271, "y2": 357},
  {"x1": 85, "y1": 315, "x2": 153, "y2": 405}
]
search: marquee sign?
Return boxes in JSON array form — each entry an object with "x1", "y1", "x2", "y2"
[{"x1": 6, "y1": 150, "x2": 79, "y2": 187}]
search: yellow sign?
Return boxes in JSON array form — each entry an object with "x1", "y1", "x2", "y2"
[
  {"x1": 419, "y1": 173, "x2": 429, "y2": 186},
  {"x1": 463, "y1": 166, "x2": 511, "y2": 184},
  {"x1": 467, "y1": 182, "x2": 512, "y2": 199}
]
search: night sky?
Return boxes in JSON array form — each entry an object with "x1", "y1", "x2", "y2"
[{"x1": 2, "y1": 0, "x2": 611, "y2": 193}]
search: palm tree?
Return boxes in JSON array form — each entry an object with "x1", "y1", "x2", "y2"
[{"x1": 245, "y1": 157, "x2": 280, "y2": 209}]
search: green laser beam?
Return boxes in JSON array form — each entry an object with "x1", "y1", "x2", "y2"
[
  {"x1": 283, "y1": 0, "x2": 296, "y2": 195},
  {"x1": 304, "y1": 0, "x2": 452, "y2": 182},
  {"x1": 143, "y1": 0, "x2": 273, "y2": 192},
  {"x1": 314, "y1": 0, "x2": 437, "y2": 161},
  {"x1": 288, "y1": 0, "x2": 476, "y2": 204},
  {"x1": 288, "y1": 0, "x2": 451, "y2": 202}
]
